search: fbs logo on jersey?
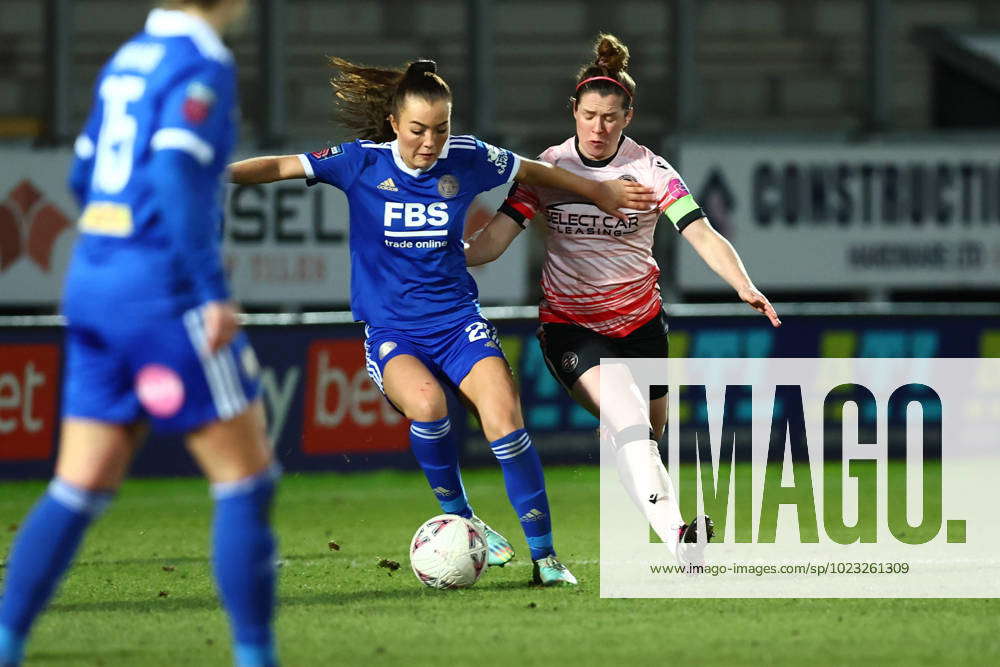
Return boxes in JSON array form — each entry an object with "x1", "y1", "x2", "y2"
[
  {"x1": 0, "y1": 180, "x2": 71, "y2": 274},
  {"x1": 382, "y1": 202, "x2": 450, "y2": 238},
  {"x1": 377, "y1": 178, "x2": 399, "y2": 192},
  {"x1": 182, "y1": 81, "x2": 216, "y2": 125}
]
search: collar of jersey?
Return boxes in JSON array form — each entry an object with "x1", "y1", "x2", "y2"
[
  {"x1": 574, "y1": 134, "x2": 626, "y2": 168},
  {"x1": 145, "y1": 8, "x2": 233, "y2": 64},
  {"x1": 390, "y1": 139, "x2": 451, "y2": 177}
]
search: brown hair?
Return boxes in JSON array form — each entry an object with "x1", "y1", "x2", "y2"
[
  {"x1": 574, "y1": 34, "x2": 636, "y2": 110},
  {"x1": 329, "y1": 58, "x2": 452, "y2": 143}
]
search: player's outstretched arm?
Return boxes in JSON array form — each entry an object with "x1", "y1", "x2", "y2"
[
  {"x1": 681, "y1": 218, "x2": 781, "y2": 328},
  {"x1": 465, "y1": 212, "x2": 524, "y2": 266},
  {"x1": 515, "y1": 158, "x2": 655, "y2": 221},
  {"x1": 228, "y1": 155, "x2": 306, "y2": 184}
]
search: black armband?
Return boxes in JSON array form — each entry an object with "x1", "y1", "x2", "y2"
[{"x1": 499, "y1": 201, "x2": 529, "y2": 229}]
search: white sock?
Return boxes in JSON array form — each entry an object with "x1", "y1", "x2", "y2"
[{"x1": 615, "y1": 439, "x2": 685, "y2": 554}]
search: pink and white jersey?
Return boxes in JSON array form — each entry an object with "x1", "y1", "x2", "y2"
[{"x1": 501, "y1": 136, "x2": 703, "y2": 337}]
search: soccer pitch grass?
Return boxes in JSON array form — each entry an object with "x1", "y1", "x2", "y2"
[{"x1": 1, "y1": 466, "x2": 997, "y2": 666}]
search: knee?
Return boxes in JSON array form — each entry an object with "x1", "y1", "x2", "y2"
[{"x1": 404, "y1": 396, "x2": 448, "y2": 422}]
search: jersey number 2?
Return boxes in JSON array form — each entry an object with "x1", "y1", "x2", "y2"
[
  {"x1": 92, "y1": 75, "x2": 146, "y2": 195},
  {"x1": 465, "y1": 321, "x2": 498, "y2": 344}
]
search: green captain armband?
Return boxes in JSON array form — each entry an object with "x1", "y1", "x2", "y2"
[{"x1": 664, "y1": 194, "x2": 704, "y2": 232}]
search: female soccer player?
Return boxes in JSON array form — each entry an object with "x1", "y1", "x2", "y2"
[
  {"x1": 229, "y1": 57, "x2": 653, "y2": 586},
  {"x1": 466, "y1": 34, "x2": 781, "y2": 560},
  {"x1": 0, "y1": 3, "x2": 279, "y2": 666}
]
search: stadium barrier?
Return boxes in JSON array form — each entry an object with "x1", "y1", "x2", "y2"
[{"x1": 0, "y1": 304, "x2": 997, "y2": 479}]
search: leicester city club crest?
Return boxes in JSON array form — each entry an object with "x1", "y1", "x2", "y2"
[{"x1": 438, "y1": 174, "x2": 459, "y2": 198}]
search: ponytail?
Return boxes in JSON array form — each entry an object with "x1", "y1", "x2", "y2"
[{"x1": 330, "y1": 58, "x2": 452, "y2": 143}]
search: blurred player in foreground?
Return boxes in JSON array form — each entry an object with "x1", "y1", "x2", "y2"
[
  {"x1": 0, "y1": 2, "x2": 279, "y2": 666},
  {"x1": 229, "y1": 58, "x2": 654, "y2": 585},
  {"x1": 466, "y1": 34, "x2": 781, "y2": 562}
]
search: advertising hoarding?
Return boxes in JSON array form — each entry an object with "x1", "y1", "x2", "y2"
[{"x1": 676, "y1": 141, "x2": 1000, "y2": 291}]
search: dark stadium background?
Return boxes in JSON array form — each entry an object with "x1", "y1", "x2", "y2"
[{"x1": 1, "y1": 0, "x2": 999, "y2": 475}]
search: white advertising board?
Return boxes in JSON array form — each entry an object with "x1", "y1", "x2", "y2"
[
  {"x1": 0, "y1": 148, "x2": 527, "y2": 307},
  {"x1": 676, "y1": 141, "x2": 1000, "y2": 291}
]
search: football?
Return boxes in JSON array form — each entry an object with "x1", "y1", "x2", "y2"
[{"x1": 409, "y1": 514, "x2": 488, "y2": 589}]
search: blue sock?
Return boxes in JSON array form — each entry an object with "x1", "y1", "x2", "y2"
[
  {"x1": 0, "y1": 478, "x2": 113, "y2": 661},
  {"x1": 490, "y1": 429, "x2": 555, "y2": 560},
  {"x1": 234, "y1": 642, "x2": 279, "y2": 667},
  {"x1": 211, "y1": 465, "x2": 279, "y2": 667},
  {"x1": 0, "y1": 622, "x2": 25, "y2": 667},
  {"x1": 410, "y1": 418, "x2": 473, "y2": 518}
]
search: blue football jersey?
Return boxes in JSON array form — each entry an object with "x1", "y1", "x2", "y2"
[
  {"x1": 301, "y1": 135, "x2": 520, "y2": 330},
  {"x1": 64, "y1": 8, "x2": 237, "y2": 319}
]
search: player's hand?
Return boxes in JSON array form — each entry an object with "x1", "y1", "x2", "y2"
[
  {"x1": 738, "y1": 286, "x2": 781, "y2": 327},
  {"x1": 202, "y1": 301, "x2": 241, "y2": 354},
  {"x1": 594, "y1": 179, "x2": 656, "y2": 221}
]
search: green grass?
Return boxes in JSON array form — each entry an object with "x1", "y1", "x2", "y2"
[{"x1": 1, "y1": 467, "x2": 997, "y2": 666}]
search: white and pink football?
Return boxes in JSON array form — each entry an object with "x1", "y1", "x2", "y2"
[{"x1": 409, "y1": 514, "x2": 488, "y2": 589}]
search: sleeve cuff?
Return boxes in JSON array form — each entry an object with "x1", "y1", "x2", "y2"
[
  {"x1": 505, "y1": 154, "x2": 522, "y2": 184},
  {"x1": 297, "y1": 153, "x2": 315, "y2": 179},
  {"x1": 195, "y1": 267, "x2": 231, "y2": 303}
]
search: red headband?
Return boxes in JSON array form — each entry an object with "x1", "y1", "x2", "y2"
[{"x1": 575, "y1": 76, "x2": 632, "y2": 103}]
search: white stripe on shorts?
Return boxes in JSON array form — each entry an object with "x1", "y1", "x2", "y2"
[
  {"x1": 218, "y1": 342, "x2": 249, "y2": 417},
  {"x1": 363, "y1": 346, "x2": 384, "y2": 393},
  {"x1": 182, "y1": 308, "x2": 247, "y2": 420}
]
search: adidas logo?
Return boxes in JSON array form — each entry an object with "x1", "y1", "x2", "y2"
[
  {"x1": 377, "y1": 177, "x2": 399, "y2": 192},
  {"x1": 432, "y1": 486, "x2": 456, "y2": 497},
  {"x1": 519, "y1": 508, "x2": 546, "y2": 522}
]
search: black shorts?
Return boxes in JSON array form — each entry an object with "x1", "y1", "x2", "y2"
[{"x1": 537, "y1": 309, "x2": 669, "y2": 400}]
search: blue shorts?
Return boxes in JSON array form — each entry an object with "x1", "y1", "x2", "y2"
[
  {"x1": 363, "y1": 315, "x2": 506, "y2": 404},
  {"x1": 62, "y1": 306, "x2": 261, "y2": 433}
]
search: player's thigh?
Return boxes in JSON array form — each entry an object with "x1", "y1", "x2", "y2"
[
  {"x1": 382, "y1": 354, "x2": 448, "y2": 421},
  {"x1": 573, "y1": 363, "x2": 651, "y2": 435},
  {"x1": 458, "y1": 356, "x2": 524, "y2": 441},
  {"x1": 62, "y1": 322, "x2": 144, "y2": 427},
  {"x1": 621, "y1": 308, "x2": 670, "y2": 419},
  {"x1": 538, "y1": 322, "x2": 624, "y2": 420},
  {"x1": 55, "y1": 418, "x2": 144, "y2": 491},
  {"x1": 186, "y1": 399, "x2": 272, "y2": 484},
  {"x1": 537, "y1": 322, "x2": 611, "y2": 406}
]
